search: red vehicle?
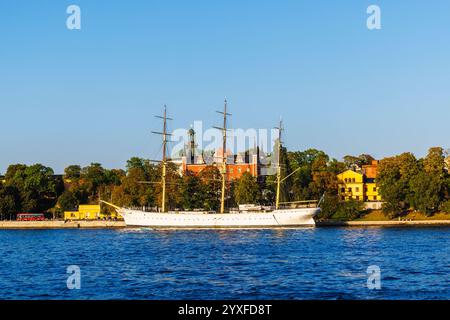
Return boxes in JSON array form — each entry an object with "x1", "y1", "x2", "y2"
[{"x1": 16, "y1": 213, "x2": 45, "y2": 221}]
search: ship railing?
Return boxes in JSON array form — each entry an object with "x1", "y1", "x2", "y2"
[
  {"x1": 278, "y1": 200, "x2": 319, "y2": 209},
  {"x1": 125, "y1": 206, "x2": 159, "y2": 212}
]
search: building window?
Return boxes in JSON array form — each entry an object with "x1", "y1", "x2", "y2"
[
  {"x1": 341, "y1": 188, "x2": 345, "y2": 193},
  {"x1": 356, "y1": 196, "x2": 359, "y2": 200},
  {"x1": 373, "y1": 187, "x2": 377, "y2": 192},
  {"x1": 355, "y1": 187, "x2": 359, "y2": 192},
  {"x1": 344, "y1": 178, "x2": 348, "y2": 183},
  {"x1": 373, "y1": 196, "x2": 377, "y2": 200},
  {"x1": 352, "y1": 178, "x2": 355, "y2": 183},
  {"x1": 348, "y1": 187, "x2": 352, "y2": 192}
]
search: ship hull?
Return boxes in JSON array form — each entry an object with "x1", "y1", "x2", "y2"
[{"x1": 119, "y1": 208, "x2": 319, "y2": 228}]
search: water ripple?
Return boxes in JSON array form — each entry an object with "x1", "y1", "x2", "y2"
[{"x1": 0, "y1": 227, "x2": 449, "y2": 299}]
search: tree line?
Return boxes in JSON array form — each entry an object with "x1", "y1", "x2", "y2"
[
  {"x1": 377, "y1": 147, "x2": 450, "y2": 217},
  {"x1": 1, "y1": 147, "x2": 449, "y2": 220}
]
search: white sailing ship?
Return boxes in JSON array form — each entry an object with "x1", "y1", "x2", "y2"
[{"x1": 102, "y1": 101, "x2": 320, "y2": 228}]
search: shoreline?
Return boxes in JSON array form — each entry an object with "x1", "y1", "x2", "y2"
[
  {"x1": 0, "y1": 219, "x2": 450, "y2": 229},
  {"x1": 0, "y1": 220, "x2": 126, "y2": 229},
  {"x1": 316, "y1": 220, "x2": 450, "y2": 227}
]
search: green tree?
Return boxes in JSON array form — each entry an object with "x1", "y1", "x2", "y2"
[
  {"x1": 198, "y1": 166, "x2": 221, "y2": 211},
  {"x1": 409, "y1": 171, "x2": 441, "y2": 215},
  {"x1": 155, "y1": 162, "x2": 183, "y2": 210},
  {"x1": 378, "y1": 153, "x2": 419, "y2": 218},
  {"x1": 334, "y1": 200, "x2": 364, "y2": 220},
  {"x1": 71, "y1": 184, "x2": 90, "y2": 205},
  {"x1": 408, "y1": 147, "x2": 447, "y2": 215},
  {"x1": 423, "y1": 147, "x2": 446, "y2": 176},
  {"x1": 317, "y1": 194, "x2": 339, "y2": 219},
  {"x1": 358, "y1": 154, "x2": 375, "y2": 166},
  {"x1": 234, "y1": 172, "x2": 260, "y2": 205},
  {"x1": 104, "y1": 169, "x2": 125, "y2": 187},
  {"x1": 275, "y1": 142, "x2": 293, "y2": 203},
  {"x1": 439, "y1": 200, "x2": 450, "y2": 214},
  {"x1": 4, "y1": 163, "x2": 57, "y2": 213},
  {"x1": 126, "y1": 157, "x2": 147, "y2": 172},
  {"x1": 343, "y1": 154, "x2": 374, "y2": 170},
  {"x1": 260, "y1": 175, "x2": 276, "y2": 206},
  {"x1": 57, "y1": 190, "x2": 79, "y2": 211},
  {"x1": 343, "y1": 155, "x2": 361, "y2": 170},
  {"x1": 180, "y1": 174, "x2": 205, "y2": 210},
  {"x1": 308, "y1": 154, "x2": 338, "y2": 199},
  {"x1": 80, "y1": 163, "x2": 107, "y2": 201},
  {"x1": 0, "y1": 185, "x2": 20, "y2": 220},
  {"x1": 64, "y1": 165, "x2": 81, "y2": 180},
  {"x1": 287, "y1": 149, "x2": 342, "y2": 202},
  {"x1": 112, "y1": 166, "x2": 155, "y2": 207}
]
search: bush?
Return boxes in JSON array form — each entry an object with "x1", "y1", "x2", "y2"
[
  {"x1": 57, "y1": 190, "x2": 79, "y2": 211},
  {"x1": 318, "y1": 194, "x2": 339, "y2": 219},
  {"x1": 333, "y1": 200, "x2": 364, "y2": 220},
  {"x1": 318, "y1": 196, "x2": 364, "y2": 220},
  {"x1": 439, "y1": 200, "x2": 450, "y2": 214}
]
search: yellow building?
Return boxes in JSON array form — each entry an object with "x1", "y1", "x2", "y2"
[
  {"x1": 337, "y1": 170, "x2": 365, "y2": 201},
  {"x1": 337, "y1": 160, "x2": 382, "y2": 205},
  {"x1": 364, "y1": 182, "x2": 380, "y2": 202},
  {"x1": 64, "y1": 205, "x2": 120, "y2": 220}
]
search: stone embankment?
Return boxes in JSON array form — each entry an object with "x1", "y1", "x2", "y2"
[
  {"x1": 317, "y1": 220, "x2": 450, "y2": 227},
  {"x1": 0, "y1": 220, "x2": 126, "y2": 229}
]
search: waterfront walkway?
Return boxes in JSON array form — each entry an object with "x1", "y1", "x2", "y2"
[
  {"x1": 317, "y1": 220, "x2": 450, "y2": 227},
  {"x1": 0, "y1": 220, "x2": 126, "y2": 229},
  {"x1": 1, "y1": 219, "x2": 450, "y2": 229}
]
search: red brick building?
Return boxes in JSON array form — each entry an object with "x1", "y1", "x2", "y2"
[
  {"x1": 178, "y1": 148, "x2": 259, "y2": 180},
  {"x1": 361, "y1": 160, "x2": 379, "y2": 179}
]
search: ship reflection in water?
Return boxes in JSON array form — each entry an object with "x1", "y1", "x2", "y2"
[{"x1": 0, "y1": 227, "x2": 449, "y2": 299}]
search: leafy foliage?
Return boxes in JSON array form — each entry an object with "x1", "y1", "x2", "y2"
[
  {"x1": 234, "y1": 172, "x2": 260, "y2": 204},
  {"x1": 4, "y1": 163, "x2": 58, "y2": 213},
  {"x1": 0, "y1": 184, "x2": 20, "y2": 219},
  {"x1": 378, "y1": 148, "x2": 449, "y2": 218},
  {"x1": 3, "y1": 146, "x2": 450, "y2": 220}
]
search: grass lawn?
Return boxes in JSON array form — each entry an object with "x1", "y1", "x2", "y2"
[{"x1": 356, "y1": 210, "x2": 450, "y2": 221}]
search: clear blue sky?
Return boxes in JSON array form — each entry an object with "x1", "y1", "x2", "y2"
[{"x1": 1, "y1": 0, "x2": 450, "y2": 173}]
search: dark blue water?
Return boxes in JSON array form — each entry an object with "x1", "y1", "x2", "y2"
[{"x1": 0, "y1": 227, "x2": 449, "y2": 300}]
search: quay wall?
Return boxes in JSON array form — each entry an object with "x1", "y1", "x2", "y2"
[
  {"x1": 317, "y1": 220, "x2": 450, "y2": 227},
  {"x1": 0, "y1": 220, "x2": 126, "y2": 229},
  {"x1": 1, "y1": 220, "x2": 450, "y2": 229}
]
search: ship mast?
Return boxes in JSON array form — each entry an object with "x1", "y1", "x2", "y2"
[
  {"x1": 275, "y1": 118, "x2": 283, "y2": 210},
  {"x1": 152, "y1": 105, "x2": 172, "y2": 212},
  {"x1": 214, "y1": 99, "x2": 231, "y2": 213}
]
